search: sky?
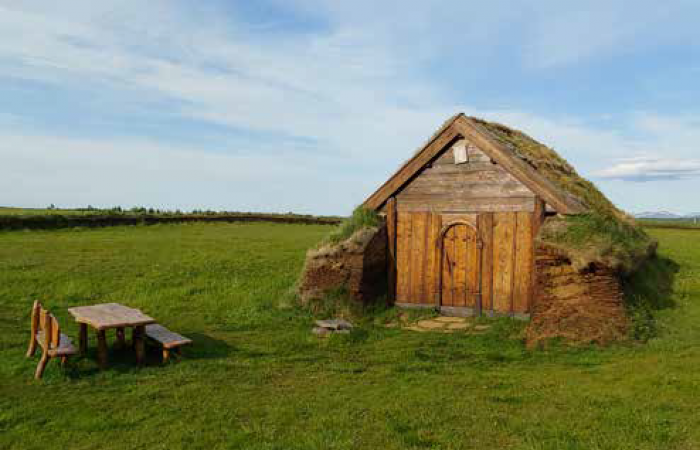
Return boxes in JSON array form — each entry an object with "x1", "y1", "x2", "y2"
[{"x1": 1, "y1": 1, "x2": 700, "y2": 215}]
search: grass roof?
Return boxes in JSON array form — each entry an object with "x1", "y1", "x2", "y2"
[{"x1": 472, "y1": 117, "x2": 656, "y2": 274}]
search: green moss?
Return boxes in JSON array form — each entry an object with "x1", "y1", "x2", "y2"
[
  {"x1": 325, "y1": 206, "x2": 381, "y2": 245},
  {"x1": 473, "y1": 117, "x2": 655, "y2": 272}
]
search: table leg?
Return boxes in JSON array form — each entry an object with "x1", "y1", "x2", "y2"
[
  {"x1": 115, "y1": 327, "x2": 126, "y2": 349},
  {"x1": 134, "y1": 326, "x2": 145, "y2": 366},
  {"x1": 97, "y1": 329, "x2": 108, "y2": 370},
  {"x1": 79, "y1": 323, "x2": 88, "y2": 356}
]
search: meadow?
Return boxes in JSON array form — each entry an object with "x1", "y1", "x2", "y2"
[{"x1": 1, "y1": 222, "x2": 699, "y2": 449}]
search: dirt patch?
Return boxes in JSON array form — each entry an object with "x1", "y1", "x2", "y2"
[
  {"x1": 525, "y1": 245, "x2": 629, "y2": 348},
  {"x1": 297, "y1": 225, "x2": 387, "y2": 304}
]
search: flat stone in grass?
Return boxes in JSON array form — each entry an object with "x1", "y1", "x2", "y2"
[
  {"x1": 434, "y1": 316, "x2": 467, "y2": 324},
  {"x1": 405, "y1": 326, "x2": 430, "y2": 333},
  {"x1": 473, "y1": 324, "x2": 491, "y2": 332},
  {"x1": 447, "y1": 322, "x2": 471, "y2": 330},
  {"x1": 312, "y1": 327, "x2": 331, "y2": 337},
  {"x1": 315, "y1": 319, "x2": 354, "y2": 330},
  {"x1": 416, "y1": 320, "x2": 445, "y2": 330}
]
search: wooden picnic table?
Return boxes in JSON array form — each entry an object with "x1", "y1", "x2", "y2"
[{"x1": 67, "y1": 303, "x2": 155, "y2": 369}]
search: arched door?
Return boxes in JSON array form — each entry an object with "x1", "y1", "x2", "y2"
[{"x1": 438, "y1": 222, "x2": 483, "y2": 314}]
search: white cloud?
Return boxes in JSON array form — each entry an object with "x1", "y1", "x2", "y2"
[{"x1": 594, "y1": 156, "x2": 700, "y2": 181}]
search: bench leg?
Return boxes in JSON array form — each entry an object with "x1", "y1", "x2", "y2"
[
  {"x1": 35, "y1": 353, "x2": 50, "y2": 380},
  {"x1": 60, "y1": 356, "x2": 68, "y2": 367},
  {"x1": 79, "y1": 323, "x2": 88, "y2": 356},
  {"x1": 26, "y1": 335, "x2": 38, "y2": 358},
  {"x1": 162, "y1": 349, "x2": 171, "y2": 364},
  {"x1": 134, "y1": 326, "x2": 145, "y2": 366},
  {"x1": 115, "y1": 327, "x2": 126, "y2": 349},
  {"x1": 97, "y1": 330, "x2": 108, "y2": 370}
]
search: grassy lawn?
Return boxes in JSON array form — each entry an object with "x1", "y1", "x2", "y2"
[{"x1": 1, "y1": 223, "x2": 699, "y2": 449}]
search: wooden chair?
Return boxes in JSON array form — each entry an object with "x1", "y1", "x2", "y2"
[{"x1": 26, "y1": 301, "x2": 77, "y2": 379}]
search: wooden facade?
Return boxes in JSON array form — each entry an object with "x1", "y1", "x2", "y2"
[
  {"x1": 387, "y1": 143, "x2": 541, "y2": 316},
  {"x1": 364, "y1": 115, "x2": 567, "y2": 317}
]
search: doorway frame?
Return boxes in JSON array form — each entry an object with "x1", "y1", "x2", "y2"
[{"x1": 436, "y1": 220, "x2": 484, "y2": 316}]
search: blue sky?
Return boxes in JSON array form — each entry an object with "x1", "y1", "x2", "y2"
[{"x1": 2, "y1": 0, "x2": 700, "y2": 215}]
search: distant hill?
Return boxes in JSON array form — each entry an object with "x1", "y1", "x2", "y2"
[
  {"x1": 635, "y1": 211, "x2": 700, "y2": 221},
  {"x1": 635, "y1": 211, "x2": 684, "y2": 220}
]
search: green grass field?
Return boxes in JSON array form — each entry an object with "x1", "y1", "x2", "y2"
[
  {"x1": 1, "y1": 223, "x2": 699, "y2": 449},
  {"x1": 639, "y1": 219, "x2": 700, "y2": 230}
]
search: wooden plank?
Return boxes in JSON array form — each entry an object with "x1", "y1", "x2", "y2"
[
  {"x1": 424, "y1": 213, "x2": 435, "y2": 306},
  {"x1": 479, "y1": 213, "x2": 494, "y2": 313},
  {"x1": 410, "y1": 213, "x2": 427, "y2": 303},
  {"x1": 396, "y1": 197, "x2": 535, "y2": 213},
  {"x1": 425, "y1": 213, "x2": 442, "y2": 303},
  {"x1": 492, "y1": 213, "x2": 516, "y2": 313},
  {"x1": 386, "y1": 197, "x2": 397, "y2": 303},
  {"x1": 467, "y1": 225, "x2": 479, "y2": 309},
  {"x1": 513, "y1": 212, "x2": 534, "y2": 313},
  {"x1": 441, "y1": 226, "x2": 455, "y2": 306},
  {"x1": 145, "y1": 324, "x2": 192, "y2": 349},
  {"x1": 421, "y1": 211, "x2": 431, "y2": 304},
  {"x1": 422, "y1": 162, "x2": 500, "y2": 174},
  {"x1": 399, "y1": 182, "x2": 535, "y2": 199},
  {"x1": 452, "y1": 117, "x2": 587, "y2": 214},
  {"x1": 396, "y1": 212, "x2": 409, "y2": 303},
  {"x1": 400, "y1": 169, "x2": 527, "y2": 187},
  {"x1": 454, "y1": 224, "x2": 467, "y2": 307},
  {"x1": 68, "y1": 303, "x2": 155, "y2": 330}
]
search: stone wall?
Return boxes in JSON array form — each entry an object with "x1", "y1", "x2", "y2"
[
  {"x1": 298, "y1": 226, "x2": 387, "y2": 305},
  {"x1": 525, "y1": 245, "x2": 629, "y2": 347}
]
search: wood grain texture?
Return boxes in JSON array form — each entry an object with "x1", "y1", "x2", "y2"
[
  {"x1": 68, "y1": 303, "x2": 155, "y2": 330},
  {"x1": 431, "y1": 213, "x2": 443, "y2": 305},
  {"x1": 410, "y1": 213, "x2": 427, "y2": 303},
  {"x1": 492, "y1": 212, "x2": 516, "y2": 313},
  {"x1": 513, "y1": 212, "x2": 534, "y2": 313},
  {"x1": 479, "y1": 213, "x2": 494, "y2": 312},
  {"x1": 145, "y1": 324, "x2": 192, "y2": 349},
  {"x1": 396, "y1": 212, "x2": 410, "y2": 303},
  {"x1": 441, "y1": 226, "x2": 456, "y2": 306},
  {"x1": 454, "y1": 224, "x2": 467, "y2": 307},
  {"x1": 397, "y1": 197, "x2": 535, "y2": 213}
]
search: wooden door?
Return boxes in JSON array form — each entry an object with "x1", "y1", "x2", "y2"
[{"x1": 439, "y1": 222, "x2": 482, "y2": 313}]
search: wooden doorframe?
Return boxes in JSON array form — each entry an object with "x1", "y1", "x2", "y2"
[{"x1": 436, "y1": 220, "x2": 484, "y2": 316}]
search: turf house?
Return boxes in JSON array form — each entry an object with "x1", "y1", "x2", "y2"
[{"x1": 299, "y1": 113, "x2": 656, "y2": 345}]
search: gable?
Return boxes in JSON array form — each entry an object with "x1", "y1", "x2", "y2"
[
  {"x1": 363, "y1": 114, "x2": 587, "y2": 215},
  {"x1": 395, "y1": 139, "x2": 537, "y2": 213}
]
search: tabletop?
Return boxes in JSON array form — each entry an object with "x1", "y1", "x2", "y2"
[{"x1": 68, "y1": 303, "x2": 156, "y2": 330}]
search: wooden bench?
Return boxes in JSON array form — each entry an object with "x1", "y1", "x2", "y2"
[
  {"x1": 144, "y1": 324, "x2": 192, "y2": 363},
  {"x1": 26, "y1": 301, "x2": 78, "y2": 379}
]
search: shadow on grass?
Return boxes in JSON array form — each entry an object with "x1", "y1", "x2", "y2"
[
  {"x1": 62, "y1": 332, "x2": 232, "y2": 379},
  {"x1": 624, "y1": 255, "x2": 680, "y2": 340}
]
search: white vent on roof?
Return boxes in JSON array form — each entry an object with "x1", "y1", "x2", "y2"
[{"x1": 453, "y1": 141, "x2": 468, "y2": 164}]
